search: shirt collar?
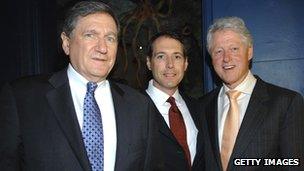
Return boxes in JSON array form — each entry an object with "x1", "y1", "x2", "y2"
[
  {"x1": 146, "y1": 79, "x2": 182, "y2": 105},
  {"x1": 220, "y1": 71, "x2": 257, "y2": 97},
  {"x1": 67, "y1": 63, "x2": 107, "y2": 89}
]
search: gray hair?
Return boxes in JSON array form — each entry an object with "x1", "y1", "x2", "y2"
[
  {"x1": 206, "y1": 16, "x2": 253, "y2": 53},
  {"x1": 62, "y1": 1, "x2": 120, "y2": 37}
]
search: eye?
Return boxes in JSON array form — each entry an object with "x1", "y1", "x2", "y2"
[
  {"x1": 231, "y1": 47, "x2": 239, "y2": 52},
  {"x1": 84, "y1": 33, "x2": 95, "y2": 38},
  {"x1": 214, "y1": 49, "x2": 223, "y2": 55},
  {"x1": 155, "y1": 54, "x2": 165, "y2": 59},
  {"x1": 106, "y1": 35, "x2": 117, "y2": 43},
  {"x1": 174, "y1": 55, "x2": 183, "y2": 60}
]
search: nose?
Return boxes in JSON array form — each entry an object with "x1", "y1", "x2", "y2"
[
  {"x1": 166, "y1": 57, "x2": 174, "y2": 69},
  {"x1": 223, "y1": 51, "x2": 231, "y2": 63},
  {"x1": 96, "y1": 38, "x2": 107, "y2": 54}
]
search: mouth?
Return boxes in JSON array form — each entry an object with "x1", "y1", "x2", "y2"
[
  {"x1": 222, "y1": 64, "x2": 236, "y2": 70},
  {"x1": 92, "y1": 57, "x2": 107, "y2": 62},
  {"x1": 163, "y1": 73, "x2": 176, "y2": 77}
]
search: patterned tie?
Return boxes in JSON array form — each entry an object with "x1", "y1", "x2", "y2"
[
  {"x1": 221, "y1": 90, "x2": 241, "y2": 171},
  {"x1": 82, "y1": 82, "x2": 104, "y2": 171},
  {"x1": 167, "y1": 96, "x2": 191, "y2": 168}
]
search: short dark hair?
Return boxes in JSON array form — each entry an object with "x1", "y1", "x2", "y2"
[
  {"x1": 62, "y1": 1, "x2": 120, "y2": 37},
  {"x1": 147, "y1": 31, "x2": 187, "y2": 58}
]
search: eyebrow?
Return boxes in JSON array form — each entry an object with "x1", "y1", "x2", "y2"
[
  {"x1": 83, "y1": 29, "x2": 98, "y2": 34},
  {"x1": 105, "y1": 32, "x2": 118, "y2": 37},
  {"x1": 83, "y1": 29, "x2": 117, "y2": 36},
  {"x1": 153, "y1": 51, "x2": 184, "y2": 56},
  {"x1": 172, "y1": 52, "x2": 183, "y2": 55}
]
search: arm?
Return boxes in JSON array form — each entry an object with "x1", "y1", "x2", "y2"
[
  {"x1": 280, "y1": 92, "x2": 304, "y2": 170},
  {"x1": 143, "y1": 100, "x2": 164, "y2": 171},
  {"x1": 0, "y1": 83, "x2": 22, "y2": 171}
]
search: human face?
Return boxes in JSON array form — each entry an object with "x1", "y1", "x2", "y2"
[
  {"x1": 147, "y1": 37, "x2": 188, "y2": 95},
  {"x1": 61, "y1": 13, "x2": 118, "y2": 82},
  {"x1": 210, "y1": 29, "x2": 253, "y2": 89}
]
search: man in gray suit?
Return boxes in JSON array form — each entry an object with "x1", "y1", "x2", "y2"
[
  {"x1": 199, "y1": 16, "x2": 304, "y2": 171},
  {"x1": 0, "y1": 1, "x2": 160, "y2": 170}
]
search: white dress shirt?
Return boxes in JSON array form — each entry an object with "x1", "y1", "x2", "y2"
[
  {"x1": 146, "y1": 79, "x2": 198, "y2": 164},
  {"x1": 67, "y1": 64, "x2": 117, "y2": 171},
  {"x1": 217, "y1": 71, "x2": 257, "y2": 151}
]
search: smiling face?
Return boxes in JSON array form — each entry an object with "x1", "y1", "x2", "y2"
[
  {"x1": 210, "y1": 29, "x2": 253, "y2": 89},
  {"x1": 147, "y1": 36, "x2": 188, "y2": 95},
  {"x1": 61, "y1": 12, "x2": 118, "y2": 82}
]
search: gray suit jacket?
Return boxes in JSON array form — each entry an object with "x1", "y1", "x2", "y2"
[
  {"x1": 199, "y1": 76, "x2": 304, "y2": 171},
  {"x1": 0, "y1": 68, "x2": 161, "y2": 171}
]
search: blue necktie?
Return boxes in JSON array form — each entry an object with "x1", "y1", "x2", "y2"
[{"x1": 82, "y1": 82, "x2": 104, "y2": 171}]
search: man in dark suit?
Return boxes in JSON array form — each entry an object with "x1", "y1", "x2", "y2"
[
  {"x1": 145, "y1": 31, "x2": 203, "y2": 171},
  {"x1": 199, "y1": 16, "x2": 304, "y2": 171},
  {"x1": 0, "y1": 1, "x2": 160, "y2": 170}
]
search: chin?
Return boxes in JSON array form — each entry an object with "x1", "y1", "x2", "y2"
[{"x1": 166, "y1": 81, "x2": 178, "y2": 88}]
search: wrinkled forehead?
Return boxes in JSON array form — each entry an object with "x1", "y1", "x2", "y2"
[
  {"x1": 212, "y1": 29, "x2": 249, "y2": 47},
  {"x1": 72, "y1": 12, "x2": 118, "y2": 34}
]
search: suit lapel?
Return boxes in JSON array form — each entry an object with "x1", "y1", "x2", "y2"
[
  {"x1": 205, "y1": 88, "x2": 222, "y2": 169},
  {"x1": 144, "y1": 92, "x2": 179, "y2": 145},
  {"x1": 46, "y1": 69, "x2": 91, "y2": 171},
  {"x1": 182, "y1": 95, "x2": 199, "y2": 127},
  {"x1": 229, "y1": 78, "x2": 270, "y2": 165},
  {"x1": 110, "y1": 82, "x2": 132, "y2": 169},
  {"x1": 182, "y1": 95, "x2": 203, "y2": 168},
  {"x1": 157, "y1": 114, "x2": 179, "y2": 144}
]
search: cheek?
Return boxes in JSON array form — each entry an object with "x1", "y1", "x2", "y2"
[
  {"x1": 212, "y1": 59, "x2": 222, "y2": 68},
  {"x1": 151, "y1": 62, "x2": 164, "y2": 71}
]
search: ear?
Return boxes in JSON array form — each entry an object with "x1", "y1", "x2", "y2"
[
  {"x1": 61, "y1": 32, "x2": 70, "y2": 55},
  {"x1": 146, "y1": 56, "x2": 152, "y2": 70},
  {"x1": 184, "y1": 57, "x2": 189, "y2": 71},
  {"x1": 247, "y1": 45, "x2": 253, "y2": 61}
]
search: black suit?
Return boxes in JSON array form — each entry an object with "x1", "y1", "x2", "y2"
[
  {"x1": 146, "y1": 92, "x2": 204, "y2": 171},
  {"x1": 0, "y1": 69, "x2": 160, "y2": 171},
  {"x1": 199, "y1": 76, "x2": 304, "y2": 171}
]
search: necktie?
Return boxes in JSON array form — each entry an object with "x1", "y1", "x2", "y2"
[
  {"x1": 221, "y1": 90, "x2": 241, "y2": 171},
  {"x1": 82, "y1": 82, "x2": 104, "y2": 171},
  {"x1": 167, "y1": 96, "x2": 191, "y2": 168}
]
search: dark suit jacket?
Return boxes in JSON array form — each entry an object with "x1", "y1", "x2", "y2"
[
  {"x1": 0, "y1": 69, "x2": 161, "y2": 171},
  {"x1": 199, "y1": 76, "x2": 304, "y2": 171},
  {"x1": 146, "y1": 92, "x2": 204, "y2": 171}
]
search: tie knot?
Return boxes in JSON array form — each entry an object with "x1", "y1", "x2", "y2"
[
  {"x1": 87, "y1": 82, "x2": 98, "y2": 93},
  {"x1": 167, "y1": 96, "x2": 177, "y2": 106},
  {"x1": 226, "y1": 90, "x2": 241, "y2": 100}
]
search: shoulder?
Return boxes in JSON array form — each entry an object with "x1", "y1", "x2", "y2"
[
  {"x1": 256, "y1": 77, "x2": 303, "y2": 101},
  {"x1": 1, "y1": 69, "x2": 67, "y2": 96},
  {"x1": 198, "y1": 87, "x2": 221, "y2": 104},
  {"x1": 180, "y1": 92, "x2": 198, "y2": 103},
  {"x1": 109, "y1": 81, "x2": 150, "y2": 102},
  {"x1": 3, "y1": 74, "x2": 52, "y2": 93}
]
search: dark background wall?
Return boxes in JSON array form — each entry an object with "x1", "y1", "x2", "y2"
[
  {"x1": 2, "y1": 0, "x2": 203, "y2": 98},
  {"x1": 2, "y1": 0, "x2": 304, "y2": 97},
  {"x1": 203, "y1": 0, "x2": 304, "y2": 96},
  {"x1": 2, "y1": 0, "x2": 58, "y2": 86}
]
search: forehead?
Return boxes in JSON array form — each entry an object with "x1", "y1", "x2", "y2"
[
  {"x1": 152, "y1": 36, "x2": 183, "y2": 51},
  {"x1": 213, "y1": 29, "x2": 242, "y2": 43},
  {"x1": 73, "y1": 12, "x2": 117, "y2": 33}
]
